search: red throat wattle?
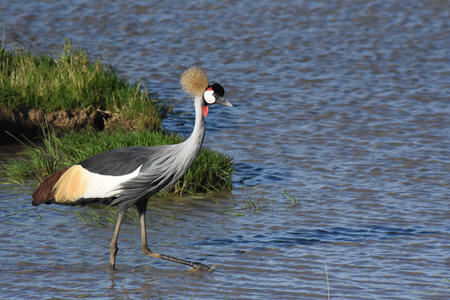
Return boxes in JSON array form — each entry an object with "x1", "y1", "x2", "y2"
[{"x1": 202, "y1": 105, "x2": 209, "y2": 117}]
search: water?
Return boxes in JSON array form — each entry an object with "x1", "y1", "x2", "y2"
[{"x1": 1, "y1": 0, "x2": 449, "y2": 299}]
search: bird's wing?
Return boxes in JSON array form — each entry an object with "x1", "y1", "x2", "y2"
[
  {"x1": 109, "y1": 172, "x2": 172, "y2": 207},
  {"x1": 73, "y1": 145, "x2": 183, "y2": 208},
  {"x1": 109, "y1": 145, "x2": 183, "y2": 207},
  {"x1": 80, "y1": 146, "x2": 158, "y2": 176}
]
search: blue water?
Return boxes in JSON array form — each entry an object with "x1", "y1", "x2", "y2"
[{"x1": 1, "y1": 0, "x2": 449, "y2": 299}]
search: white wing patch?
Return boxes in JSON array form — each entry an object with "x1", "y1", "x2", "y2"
[{"x1": 82, "y1": 165, "x2": 142, "y2": 199}]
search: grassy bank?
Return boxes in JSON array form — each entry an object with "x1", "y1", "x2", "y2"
[
  {"x1": 0, "y1": 40, "x2": 161, "y2": 131},
  {"x1": 0, "y1": 41, "x2": 233, "y2": 195}
]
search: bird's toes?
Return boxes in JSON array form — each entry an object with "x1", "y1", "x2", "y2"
[{"x1": 189, "y1": 262, "x2": 213, "y2": 272}]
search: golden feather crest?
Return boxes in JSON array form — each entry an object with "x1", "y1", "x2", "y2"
[{"x1": 180, "y1": 66, "x2": 209, "y2": 97}]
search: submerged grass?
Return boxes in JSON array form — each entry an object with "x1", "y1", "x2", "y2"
[
  {"x1": 1, "y1": 126, "x2": 233, "y2": 196},
  {"x1": 0, "y1": 39, "x2": 161, "y2": 130},
  {"x1": 282, "y1": 190, "x2": 300, "y2": 207},
  {"x1": 74, "y1": 205, "x2": 139, "y2": 228}
]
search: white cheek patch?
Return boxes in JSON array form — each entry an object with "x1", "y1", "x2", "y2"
[{"x1": 204, "y1": 90, "x2": 216, "y2": 104}]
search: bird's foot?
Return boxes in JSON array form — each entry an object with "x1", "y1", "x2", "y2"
[
  {"x1": 189, "y1": 262, "x2": 214, "y2": 272},
  {"x1": 142, "y1": 246, "x2": 213, "y2": 272}
]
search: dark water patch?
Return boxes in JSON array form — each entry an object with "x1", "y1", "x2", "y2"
[{"x1": 198, "y1": 225, "x2": 442, "y2": 250}]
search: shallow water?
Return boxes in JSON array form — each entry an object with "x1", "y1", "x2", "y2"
[{"x1": 1, "y1": 0, "x2": 449, "y2": 299}]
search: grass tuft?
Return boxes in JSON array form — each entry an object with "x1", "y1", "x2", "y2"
[{"x1": 0, "y1": 39, "x2": 161, "y2": 130}]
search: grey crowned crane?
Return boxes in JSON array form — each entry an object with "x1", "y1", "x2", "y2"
[{"x1": 32, "y1": 67, "x2": 232, "y2": 271}]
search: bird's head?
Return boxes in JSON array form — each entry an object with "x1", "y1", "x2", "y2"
[{"x1": 180, "y1": 66, "x2": 232, "y2": 117}]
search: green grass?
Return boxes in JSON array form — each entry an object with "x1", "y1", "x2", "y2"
[
  {"x1": 0, "y1": 39, "x2": 161, "y2": 130},
  {"x1": 1, "y1": 126, "x2": 233, "y2": 196}
]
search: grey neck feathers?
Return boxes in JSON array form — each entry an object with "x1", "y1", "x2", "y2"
[{"x1": 182, "y1": 95, "x2": 205, "y2": 153}]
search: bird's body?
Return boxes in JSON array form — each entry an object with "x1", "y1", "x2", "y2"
[{"x1": 32, "y1": 67, "x2": 231, "y2": 271}]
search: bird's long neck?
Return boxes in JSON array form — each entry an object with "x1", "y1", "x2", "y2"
[{"x1": 182, "y1": 95, "x2": 205, "y2": 155}]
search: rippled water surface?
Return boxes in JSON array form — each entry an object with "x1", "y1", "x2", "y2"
[{"x1": 1, "y1": 1, "x2": 449, "y2": 299}]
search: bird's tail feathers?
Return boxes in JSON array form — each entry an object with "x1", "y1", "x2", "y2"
[{"x1": 32, "y1": 167, "x2": 70, "y2": 206}]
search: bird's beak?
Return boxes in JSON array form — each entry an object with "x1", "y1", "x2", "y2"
[{"x1": 215, "y1": 96, "x2": 233, "y2": 107}]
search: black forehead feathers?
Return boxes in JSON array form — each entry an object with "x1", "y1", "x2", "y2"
[{"x1": 211, "y1": 83, "x2": 225, "y2": 97}]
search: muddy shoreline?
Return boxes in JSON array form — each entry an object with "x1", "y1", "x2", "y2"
[{"x1": 0, "y1": 106, "x2": 143, "y2": 145}]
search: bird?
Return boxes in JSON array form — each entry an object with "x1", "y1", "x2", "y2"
[{"x1": 31, "y1": 66, "x2": 232, "y2": 271}]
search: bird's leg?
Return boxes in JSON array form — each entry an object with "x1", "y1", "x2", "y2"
[
  {"x1": 136, "y1": 201, "x2": 211, "y2": 271},
  {"x1": 110, "y1": 207, "x2": 127, "y2": 272}
]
